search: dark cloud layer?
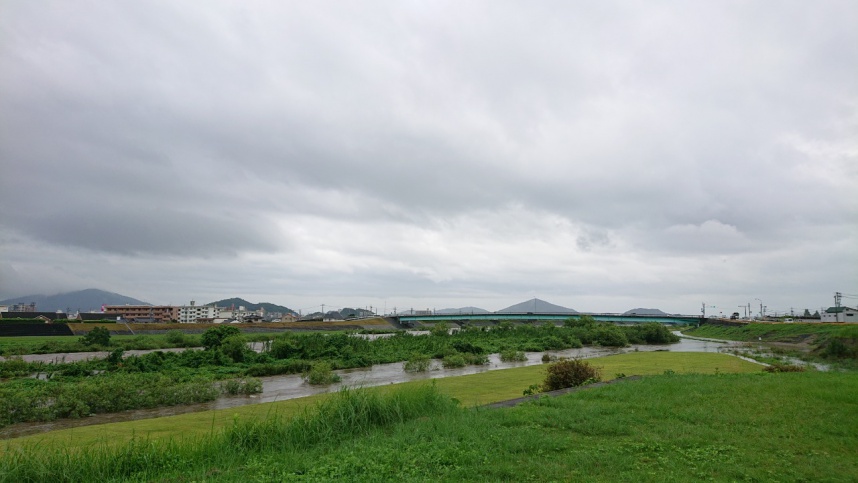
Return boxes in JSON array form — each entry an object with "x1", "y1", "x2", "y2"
[{"x1": 1, "y1": 1, "x2": 855, "y2": 313}]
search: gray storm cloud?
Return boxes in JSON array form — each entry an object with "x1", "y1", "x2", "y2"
[{"x1": 1, "y1": 1, "x2": 855, "y2": 313}]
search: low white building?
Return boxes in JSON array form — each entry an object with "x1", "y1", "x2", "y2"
[
  {"x1": 178, "y1": 301, "x2": 220, "y2": 323},
  {"x1": 821, "y1": 306, "x2": 857, "y2": 323}
]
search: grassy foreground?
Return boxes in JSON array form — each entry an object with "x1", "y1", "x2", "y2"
[
  {"x1": 2, "y1": 369, "x2": 856, "y2": 481},
  {"x1": 2, "y1": 352, "x2": 760, "y2": 452}
]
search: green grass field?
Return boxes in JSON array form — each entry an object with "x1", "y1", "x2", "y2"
[
  {"x1": 2, "y1": 353, "x2": 855, "y2": 482},
  {"x1": 2, "y1": 352, "x2": 761, "y2": 453}
]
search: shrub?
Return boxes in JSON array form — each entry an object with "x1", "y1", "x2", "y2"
[
  {"x1": 764, "y1": 363, "x2": 806, "y2": 373},
  {"x1": 270, "y1": 338, "x2": 300, "y2": 359},
  {"x1": 822, "y1": 333, "x2": 857, "y2": 359},
  {"x1": 202, "y1": 325, "x2": 241, "y2": 350},
  {"x1": 303, "y1": 362, "x2": 341, "y2": 385},
  {"x1": 626, "y1": 323, "x2": 679, "y2": 344},
  {"x1": 442, "y1": 353, "x2": 466, "y2": 368},
  {"x1": 221, "y1": 335, "x2": 249, "y2": 363},
  {"x1": 463, "y1": 353, "x2": 489, "y2": 365},
  {"x1": 221, "y1": 377, "x2": 263, "y2": 395},
  {"x1": 565, "y1": 315, "x2": 596, "y2": 328},
  {"x1": 106, "y1": 348, "x2": 124, "y2": 365},
  {"x1": 541, "y1": 353, "x2": 553, "y2": 363},
  {"x1": 543, "y1": 359, "x2": 602, "y2": 391},
  {"x1": 404, "y1": 354, "x2": 431, "y2": 372},
  {"x1": 430, "y1": 322, "x2": 450, "y2": 337},
  {"x1": 80, "y1": 326, "x2": 111, "y2": 346},
  {"x1": 164, "y1": 330, "x2": 186, "y2": 345},
  {"x1": 523, "y1": 383, "x2": 541, "y2": 396},
  {"x1": 500, "y1": 349, "x2": 527, "y2": 362},
  {"x1": 126, "y1": 335, "x2": 159, "y2": 350},
  {"x1": 452, "y1": 340, "x2": 485, "y2": 354},
  {"x1": 541, "y1": 335, "x2": 565, "y2": 350},
  {"x1": 595, "y1": 325, "x2": 628, "y2": 347}
]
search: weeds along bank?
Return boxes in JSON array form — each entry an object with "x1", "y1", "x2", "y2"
[
  {"x1": 2, "y1": 371, "x2": 856, "y2": 482},
  {"x1": 686, "y1": 322, "x2": 858, "y2": 367},
  {"x1": 0, "y1": 319, "x2": 392, "y2": 356},
  {"x1": 0, "y1": 321, "x2": 678, "y2": 427}
]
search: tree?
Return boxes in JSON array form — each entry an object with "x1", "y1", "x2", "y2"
[
  {"x1": 221, "y1": 334, "x2": 249, "y2": 362},
  {"x1": 595, "y1": 324, "x2": 628, "y2": 347},
  {"x1": 803, "y1": 309, "x2": 812, "y2": 317},
  {"x1": 201, "y1": 325, "x2": 241, "y2": 350}
]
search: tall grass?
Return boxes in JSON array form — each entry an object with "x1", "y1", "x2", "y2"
[{"x1": 0, "y1": 384, "x2": 458, "y2": 482}]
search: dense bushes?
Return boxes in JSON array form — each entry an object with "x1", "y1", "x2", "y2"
[
  {"x1": 80, "y1": 326, "x2": 111, "y2": 346},
  {"x1": 202, "y1": 325, "x2": 241, "y2": 350},
  {"x1": 0, "y1": 373, "x2": 220, "y2": 427},
  {"x1": 625, "y1": 323, "x2": 680, "y2": 344}
]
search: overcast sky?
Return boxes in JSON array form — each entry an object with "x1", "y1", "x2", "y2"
[{"x1": 1, "y1": 1, "x2": 856, "y2": 316}]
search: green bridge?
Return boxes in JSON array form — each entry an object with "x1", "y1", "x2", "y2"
[{"x1": 394, "y1": 313, "x2": 701, "y2": 325}]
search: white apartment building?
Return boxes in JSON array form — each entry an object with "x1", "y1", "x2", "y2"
[{"x1": 177, "y1": 301, "x2": 220, "y2": 323}]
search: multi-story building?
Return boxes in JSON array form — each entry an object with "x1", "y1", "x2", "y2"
[
  {"x1": 10, "y1": 302, "x2": 36, "y2": 312},
  {"x1": 177, "y1": 301, "x2": 220, "y2": 323},
  {"x1": 103, "y1": 305, "x2": 178, "y2": 323}
]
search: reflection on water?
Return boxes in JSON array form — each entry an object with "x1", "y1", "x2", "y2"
[{"x1": 0, "y1": 333, "x2": 743, "y2": 440}]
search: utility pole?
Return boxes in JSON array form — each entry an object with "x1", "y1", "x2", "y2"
[
  {"x1": 835, "y1": 292, "x2": 842, "y2": 308},
  {"x1": 701, "y1": 302, "x2": 706, "y2": 319},
  {"x1": 755, "y1": 298, "x2": 763, "y2": 319}
]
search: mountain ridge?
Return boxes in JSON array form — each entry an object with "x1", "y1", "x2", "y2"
[
  {"x1": 205, "y1": 297, "x2": 297, "y2": 315},
  {"x1": 498, "y1": 298, "x2": 577, "y2": 314},
  {"x1": 0, "y1": 289, "x2": 149, "y2": 313}
]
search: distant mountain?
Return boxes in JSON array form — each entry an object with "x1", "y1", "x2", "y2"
[
  {"x1": 498, "y1": 298, "x2": 577, "y2": 314},
  {"x1": 623, "y1": 308, "x2": 669, "y2": 316},
  {"x1": 0, "y1": 289, "x2": 149, "y2": 313},
  {"x1": 206, "y1": 297, "x2": 297, "y2": 315},
  {"x1": 436, "y1": 306, "x2": 491, "y2": 315}
]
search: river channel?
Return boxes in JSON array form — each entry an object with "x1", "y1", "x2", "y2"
[{"x1": 1, "y1": 334, "x2": 744, "y2": 440}]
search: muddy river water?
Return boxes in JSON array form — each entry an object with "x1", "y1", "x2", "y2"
[{"x1": 1, "y1": 334, "x2": 744, "y2": 440}]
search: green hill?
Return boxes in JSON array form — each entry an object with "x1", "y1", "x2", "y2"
[{"x1": 206, "y1": 297, "x2": 297, "y2": 315}]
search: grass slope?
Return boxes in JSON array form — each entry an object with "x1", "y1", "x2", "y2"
[
  {"x1": 3, "y1": 370, "x2": 855, "y2": 482},
  {"x1": 2, "y1": 352, "x2": 760, "y2": 452}
]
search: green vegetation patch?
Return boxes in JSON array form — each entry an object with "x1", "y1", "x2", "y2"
[
  {"x1": 685, "y1": 322, "x2": 847, "y2": 343},
  {"x1": 2, "y1": 351, "x2": 761, "y2": 452}
]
